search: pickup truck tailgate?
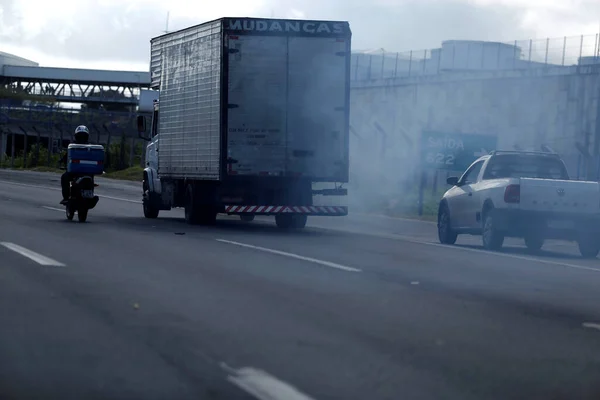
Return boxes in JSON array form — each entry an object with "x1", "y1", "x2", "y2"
[{"x1": 520, "y1": 178, "x2": 600, "y2": 214}]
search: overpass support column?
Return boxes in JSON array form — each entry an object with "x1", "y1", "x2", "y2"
[{"x1": 0, "y1": 131, "x2": 6, "y2": 161}]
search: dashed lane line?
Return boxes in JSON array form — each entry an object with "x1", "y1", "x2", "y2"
[{"x1": 1, "y1": 242, "x2": 65, "y2": 267}]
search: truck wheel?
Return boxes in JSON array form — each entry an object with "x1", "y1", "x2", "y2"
[
  {"x1": 143, "y1": 199, "x2": 159, "y2": 219},
  {"x1": 482, "y1": 210, "x2": 504, "y2": 251},
  {"x1": 524, "y1": 234, "x2": 544, "y2": 252},
  {"x1": 275, "y1": 214, "x2": 306, "y2": 230},
  {"x1": 199, "y1": 209, "x2": 217, "y2": 225},
  {"x1": 292, "y1": 215, "x2": 308, "y2": 229},
  {"x1": 143, "y1": 180, "x2": 159, "y2": 219},
  {"x1": 240, "y1": 214, "x2": 255, "y2": 222},
  {"x1": 184, "y1": 184, "x2": 200, "y2": 225},
  {"x1": 577, "y1": 236, "x2": 600, "y2": 259},
  {"x1": 438, "y1": 204, "x2": 458, "y2": 245}
]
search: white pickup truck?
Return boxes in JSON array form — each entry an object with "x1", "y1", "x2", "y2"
[{"x1": 437, "y1": 151, "x2": 600, "y2": 258}]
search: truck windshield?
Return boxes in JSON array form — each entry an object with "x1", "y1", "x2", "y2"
[{"x1": 482, "y1": 155, "x2": 570, "y2": 180}]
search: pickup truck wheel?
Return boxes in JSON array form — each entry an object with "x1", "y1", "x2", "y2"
[
  {"x1": 577, "y1": 236, "x2": 600, "y2": 259},
  {"x1": 524, "y1": 235, "x2": 544, "y2": 252},
  {"x1": 482, "y1": 210, "x2": 504, "y2": 251},
  {"x1": 438, "y1": 205, "x2": 458, "y2": 245}
]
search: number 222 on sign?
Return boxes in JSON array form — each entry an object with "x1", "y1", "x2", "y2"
[{"x1": 426, "y1": 152, "x2": 455, "y2": 166}]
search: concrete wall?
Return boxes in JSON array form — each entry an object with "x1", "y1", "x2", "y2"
[{"x1": 348, "y1": 66, "x2": 600, "y2": 207}]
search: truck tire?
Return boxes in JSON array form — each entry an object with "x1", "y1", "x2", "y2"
[
  {"x1": 143, "y1": 180, "x2": 159, "y2": 219},
  {"x1": 143, "y1": 199, "x2": 159, "y2": 219},
  {"x1": 184, "y1": 184, "x2": 201, "y2": 225},
  {"x1": 292, "y1": 215, "x2": 308, "y2": 229},
  {"x1": 240, "y1": 214, "x2": 255, "y2": 222},
  {"x1": 199, "y1": 209, "x2": 217, "y2": 225},
  {"x1": 275, "y1": 214, "x2": 306, "y2": 230},
  {"x1": 482, "y1": 209, "x2": 504, "y2": 251},
  {"x1": 524, "y1": 234, "x2": 544, "y2": 252},
  {"x1": 438, "y1": 204, "x2": 458, "y2": 245},
  {"x1": 577, "y1": 236, "x2": 600, "y2": 259}
]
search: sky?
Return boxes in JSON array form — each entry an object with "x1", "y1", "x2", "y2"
[{"x1": 0, "y1": 0, "x2": 599, "y2": 71}]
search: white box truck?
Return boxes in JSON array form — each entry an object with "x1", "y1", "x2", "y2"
[{"x1": 137, "y1": 17, "x2": 351, "y2": 229}]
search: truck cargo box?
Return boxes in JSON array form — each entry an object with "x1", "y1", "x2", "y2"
[
  {"x1": 149, "y1": 17, "x2": 351, "y2": 183},
  {"x1": 67, "y1": 144, "x2": 105, "y2": 175}
]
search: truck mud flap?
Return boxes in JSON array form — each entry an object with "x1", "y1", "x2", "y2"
[{"x1": 224, "y1": 205, "x2": 347, "y2": 216}]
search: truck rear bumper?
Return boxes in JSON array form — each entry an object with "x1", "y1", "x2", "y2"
[
  {"x1": 494, "y1": 209, "x2": 600, "y2": 239},
  {"x1": 224, "y1": 205, "x2": 348, "y2": 216}
]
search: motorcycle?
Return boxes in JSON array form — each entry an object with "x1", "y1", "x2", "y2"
[
  {"x1": 61, "y1": 170, "x2": 100, "y2": 222},
  {"x1": 66, "y1": 175, "x2": 100, "y2": 222}
]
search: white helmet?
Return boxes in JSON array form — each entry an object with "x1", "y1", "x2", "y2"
[{"x1": 74, "y1": 125, "x2": 90, "y2": 143}]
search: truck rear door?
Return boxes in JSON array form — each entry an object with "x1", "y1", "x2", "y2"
[
  {"x1": 286, "y1": 36, "x2": 349, "y2": 181},
  {"x1": 226, "y1": 35, "x2": 288, "y2": 177},
  {"x1": 225, "y1": 19, "x2": 350, "y2": 182}
]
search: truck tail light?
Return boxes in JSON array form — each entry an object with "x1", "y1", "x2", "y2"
[{"x1": 504, "y1": 184, "x2": 520, "y2": 203}]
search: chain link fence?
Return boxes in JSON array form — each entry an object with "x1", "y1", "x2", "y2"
[
  {"x1": 352, "y1": 33, "x2": 600, "y2": 81},
  {"x1": 0, "y1": 104, "x2": 143, "y2": 170}
]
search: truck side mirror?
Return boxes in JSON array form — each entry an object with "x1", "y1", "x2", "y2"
[
  {"x1": 136, "y1": 116, "x2": 151, "y2": 141},
  {"x1": 137, "y1": 115, "x2": 147, "y2": 132},
  {"x1": 446, "y1": 176, "x2": 459, "y2": 186}
]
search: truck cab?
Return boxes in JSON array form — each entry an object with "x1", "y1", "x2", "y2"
[{"x1": 137, "y1": 99, "x2": 164, "y2": 219}]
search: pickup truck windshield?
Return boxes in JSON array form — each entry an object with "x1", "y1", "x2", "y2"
[{"x1": 482, "y1": 155, "x2": 570, "y2": 180}]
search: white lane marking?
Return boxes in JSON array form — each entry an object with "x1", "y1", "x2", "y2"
[
  {"x1": 3, "y1": 177, "x2": 599, "y2": 274},
  {"x1": 42, "y1": 206, "x2": 64, "y2": 212},
  {"x1": 216, "y1": 239, "x2": 361, "y2": 273},
  {"x1": 0, "y1": 179, "x2": 141, "y2": 204},
  {"x1": 582, "y1": 322, "x2": 600, "y2": 331},
  {"x1": 307, "y1": 223, "x2": 600, "y2": 275},
  {"x1": 350, "y1": 211, "x2": 437, "y2": 225},
  {"x1": 0, "y1": 242, "x2": 65, "y2": 267},
  {"x1": 226, "y1": 366, "x2": 316, "y2": 400},
  {"x1": 0, "y1": 179, "x2": 60, "y2": 191},
  {"x1": 405, "y1": 239, "x2": 600, "y2": 274},
  {"x1": 97, "y1": 194, "x2": 141, "y2": 204}
]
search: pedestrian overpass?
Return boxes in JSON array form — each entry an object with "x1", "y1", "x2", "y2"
[{"x1": 0, "y1": 52, "x2": 151, "y2": 105}]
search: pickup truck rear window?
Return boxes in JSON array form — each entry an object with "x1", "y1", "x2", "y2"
[{"x1": 482, "y1": 155, "x2": 569, "y2": 180}]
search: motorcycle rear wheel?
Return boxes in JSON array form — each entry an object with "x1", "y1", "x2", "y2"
[{"x1": 78, "y1": 207, "x2": 88, "y2": 222}]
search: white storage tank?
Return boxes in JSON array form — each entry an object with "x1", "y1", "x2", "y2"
[{"x1": 439, "y1": 40, "x2": 520, "y2": 71}]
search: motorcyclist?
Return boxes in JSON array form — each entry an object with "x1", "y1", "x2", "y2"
[{"x1": 59, "y1": 125, "x2": 90, "y2": 205}]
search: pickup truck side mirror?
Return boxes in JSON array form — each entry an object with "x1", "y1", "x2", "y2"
[
  {"x1": 447, "y1": 176, "x2": 459, "y2": 186},
  {"x1": 136, "y1": 116, "x2": 151, "y2": 141}
]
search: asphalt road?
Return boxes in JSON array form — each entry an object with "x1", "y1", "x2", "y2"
[{"x1": 1, "y1": 169, "x2": 600, "y2": 400}]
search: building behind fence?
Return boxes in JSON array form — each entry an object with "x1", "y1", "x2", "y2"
[{"x1": 352, "y1": 33, "x2": 600, "y2": 81}]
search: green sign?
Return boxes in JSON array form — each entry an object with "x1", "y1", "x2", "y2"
[{"x1": 420, "y1": 131, "x2": 498, "y2": 171}]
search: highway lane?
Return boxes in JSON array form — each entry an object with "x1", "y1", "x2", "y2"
[
  {"x1": 0, "y1": 169, "x2": 586, "y2": 254},
  {"x1": 1, "y1": 174, "x2": 600, "y2": 399}
]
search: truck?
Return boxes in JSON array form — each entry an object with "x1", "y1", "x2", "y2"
[
  {"x1": 136, "y1": 17, "x2": 351, "y2": 229},
  {"x1": 437, "y1": 150, "x2": 600, "y2": 258}
]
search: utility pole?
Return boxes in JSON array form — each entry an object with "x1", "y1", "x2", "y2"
[{"x1": 163, "y1": 11, "x2": 170, "y2": 34}]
